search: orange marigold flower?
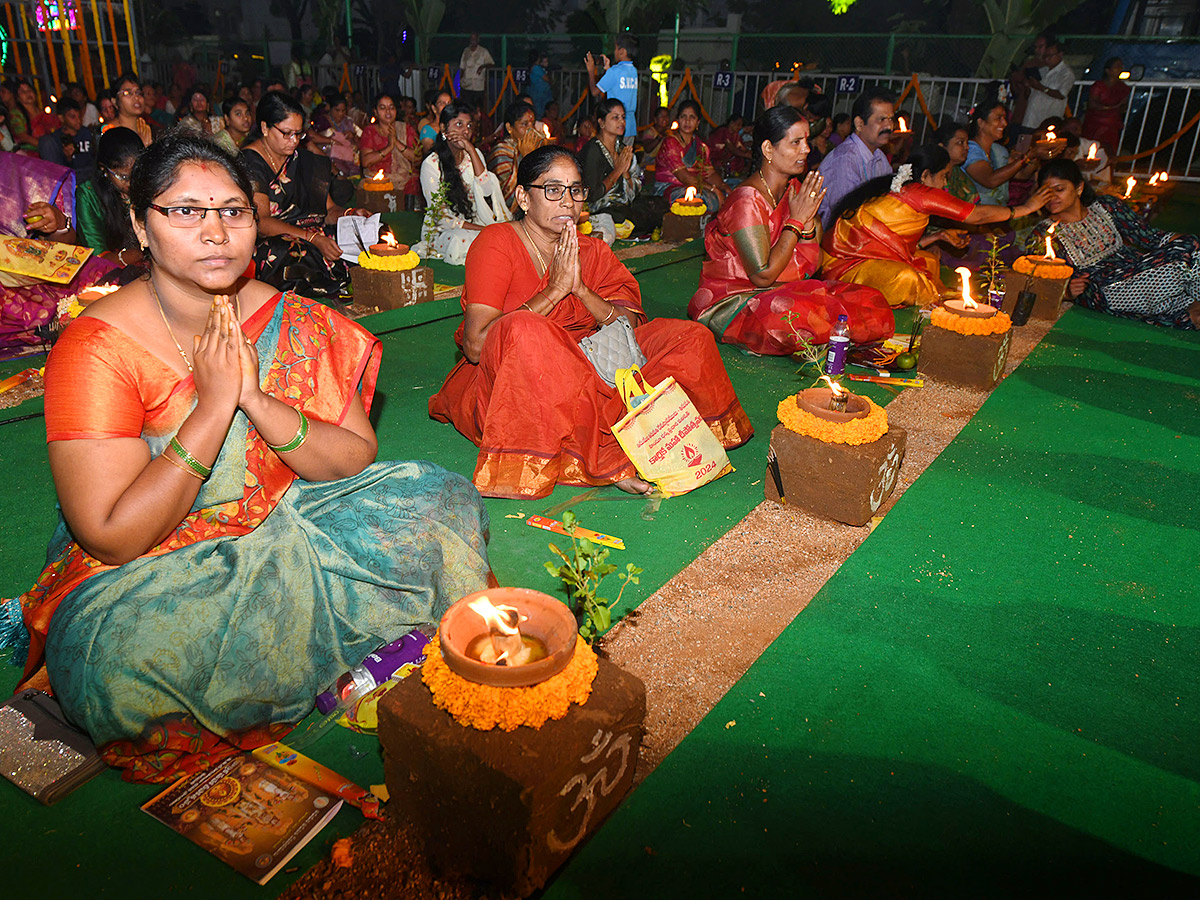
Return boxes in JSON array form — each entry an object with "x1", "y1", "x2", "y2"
[
  {"x1": 1012, "y1": 255, "x2": 1074, "y2": 280},
  {"x1": 776, "y1": 394, "x2": 888, "y2": 445},
  {"x1": 930, "y1": 307, "x2": 1012, "y2": 336},
  {"x1": 422, "y1": 635, "x2": 599, "y2": 731}
]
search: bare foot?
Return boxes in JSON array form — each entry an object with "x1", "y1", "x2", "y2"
[
  {"x1": 615, "y1": 476, "x2": 653, "y2": 495},
  {"x1": 1189, "y1": 301, "x2": 1200, "y2": 330}
]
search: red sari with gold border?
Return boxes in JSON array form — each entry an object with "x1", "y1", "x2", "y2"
[
  {"x1": 429, "y1": 223, "x2": 753, "y2": 499},
  {"x1": 822, "y1": 182, "x2": 976, "y2": 308},
  {"x1": 689, "y1": 184, "x2": 894, "y2": 354}
]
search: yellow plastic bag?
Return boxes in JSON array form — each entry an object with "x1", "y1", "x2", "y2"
[{"x1": 612, "y1": 366, "x2": 733, "y2": 496}]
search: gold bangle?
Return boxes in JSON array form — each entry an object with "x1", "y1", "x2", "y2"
[
  {"x1": 600, "y1": 305, "x2": 618, "y2": 325},
  {"x1": 162, "y1": 449, "x2": 205, "y2": 480}
]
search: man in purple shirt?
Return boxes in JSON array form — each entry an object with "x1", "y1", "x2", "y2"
[{"x1": 818, "y1": 89, "x2": 896, "y2": 227}]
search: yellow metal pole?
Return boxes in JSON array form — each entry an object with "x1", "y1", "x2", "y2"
[
  {"x1": 57, "y1": 4, "x2": 78, "y2": 83},
  {"x1": 5, "y1": 4, "x2": 23, "y2": 75},
  {"x1": 90, "y1": 0, "x2": 109, "y2": 88},
  {"x1": 120, "y1": 0, "x2": 136, "y2": 74},
  {"x1": 19, "y1": 6, "x2": 38, "y2": 91}
]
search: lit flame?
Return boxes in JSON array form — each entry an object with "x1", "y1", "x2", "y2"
[
  {"x1": 820, "y1": 374, "x2": 847, "y2": 398},
  {"x1": 955, "y1": 266, "x2": 977, "y2": 309},
  {"x1": 372, "y1": 170, "x2": 384, "y2": 181},
  {"x1": 897, "y1": 116, "x2": 908, "y2": 132},
  {"x1": 50, "y1": 94, "x2": 57, "y2": 103},
  {"x1": 44, "y1": 106, "x2": 51, "y2": 114},
  {"x1": 381, "y1": 232, "x2": 398, "y2": 247},
  {"x1": 1086, "y1": 144, "x2": 1097, "y2": 160},
  {"x1": 1119, "y1": 71, "x2": 1131, "y2": 80},
  {"x1": 1124, "y1": 176, "x2": 1136, "y2": 198},
  {"x1": 1045, "y1": 125, "x2": 1055, "y2": 139},
  {"x1": 468, "y1": 595, "x2": 520, "y2": 636},
  {"x1": 1044, "y1": 223, "x2": 1057, "y2": 260},
  {"x1": 671, "y1": 121, "x2": 678, "y2": 130},
  {"x1": 1160, "y1": 171, "x2": 1169, "y2": 182},
  {"x1": 1149, "y1": 172, "x2": 1160, "y2": 186},
  {"x1": 683, "y1": 186, "x2": 698, "y2": 202},
  {"x1": 540, "y1": 122, "x2": 550, "y2": 138}
]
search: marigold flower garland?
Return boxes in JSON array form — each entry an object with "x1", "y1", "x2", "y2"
[
  {"x1": 357, "y1": 249, "x2": 421, "y2": 272},
  {"x1": 1012, "y1": 255, "x2": 1073, "y2": 280},
  {"x1": 776, "y1": 394, "x2": 888, "y2": 445},
  {"x1": 930, "y1": 306, "x2": 1012, "y2": 336},
  {"x1": 669, "y1": 200, "x2": 707, "y2": 217},
  {"x1": 422, "y1": 635, "x2": 598, "y2": 731}
]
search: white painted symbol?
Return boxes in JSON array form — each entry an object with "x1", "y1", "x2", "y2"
[
  {"x1": 387, "y1": 193, "x2": 398, "y2": 213},
  {"x1": 870, "y1": 442, "x2": 902, "y2": 512},
  {"x1": 992, "y1": 330, "x2": 1012, "y2": 383},
  {"x1": 546, "y1": 728, "x2": 633, "y2": 852}
]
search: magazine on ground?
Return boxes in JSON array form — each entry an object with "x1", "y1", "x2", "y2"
[{"x1": 141, "y1": 752, "x2": 343, "y2": 884}]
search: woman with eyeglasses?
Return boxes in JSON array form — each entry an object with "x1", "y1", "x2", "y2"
[
  {"x1": 241, "y1": 91, "x2": 357, "y2": 301},
  {"x1": 15, "y1": 130, "x2": 491, "y2": 782},
  {"x1": 414, "y1": 101, "x2": 511, "y2": 265},
  {"x1": 102, "y1": 73, "x2": 154, "y2": 146},
  {"x1": 430, "y1": 145, "x2": 751, "y2": 499},
  {"x1": 75, "y1": 126, "x2": 144, "y2": 264}
]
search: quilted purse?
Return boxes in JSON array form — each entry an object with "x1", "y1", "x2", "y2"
[{"x1": 578, "y1": 315, "x2": 646, "y2": 387}]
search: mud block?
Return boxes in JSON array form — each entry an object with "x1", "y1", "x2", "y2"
[
  {"x1": 354, "y1": 187, "x2": 403, "y2": 215},
  {"x1": 764, "y1": 423, "x2": 906, "y2": 526},
  {"x1": 1002, "y1": 269, "x2": 1068, "y2": 322},
  {"x1": 350, "y1": 265, "x2": 434, "y2": 310},
  {"x1": 660, "y1": 211, "x2": 702, "y2": 243},
  {"x1": 919, "y1": 323, "x2": 1012, "y2": 390},
  {"x1": 377, "y1": 657, "x2": 646, "y2": 898}
]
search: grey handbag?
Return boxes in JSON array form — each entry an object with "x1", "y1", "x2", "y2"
[{"x1": 578, "y1": 315, "x2": 647, "y2": 387}]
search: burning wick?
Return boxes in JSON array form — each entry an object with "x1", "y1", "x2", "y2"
[
  {"x1": 467, "y1": 595, "x2": 533, "y2": 666},
  {"x1": 897, "y1": 116, "x2": 908, "y2": 133},
  {"x1": 372, "y1": 170, "x2": 384, "y2": 181},
  {"x1": 956, "y1": 266, "x2": 977, "y2": 309},
  {"x1": 1124, "y1": 176, "x2": 1136, "y2": 199},
  {"x1": 1043, "y1": 223, "x2": 1058, "y2": 261},
  {"x1": 683, "y1": 185, "x2": 698, "y2": 202},
  {"x1": 1086, "y1": 143, "x2": 1097, "y2": 160},
  {"x1": 1149, "y1": 172, "x2": 1161, "y2": 186},
  {"x1": 1160, "y1": 172, "x2": 1169, "y2": 182},
  {"x1": 820, "y1": 374, "x2": 848, "y2": 412},
  {"x1": 670, "y1": 121, "x2": 678, "y2": 130},
  {"x1": 540, "y1": 122, "x2": 550, "y2": 138}
]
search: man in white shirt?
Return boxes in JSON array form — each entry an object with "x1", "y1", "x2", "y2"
[
  {"x1": 1021, "y1": 38, "x2": 1075, "y2": 132},
  {"x1": 458, "y1": 33, "x2": 495, "y2": 112}
]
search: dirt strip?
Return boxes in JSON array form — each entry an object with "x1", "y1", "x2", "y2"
[{"x1": 602, "y1": 318, "x2": 1055, "y2": 781}]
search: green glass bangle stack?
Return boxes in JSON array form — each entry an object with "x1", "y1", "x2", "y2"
[
  {"x1": 169, "y1": 437, "x2": 213, "y2": 479},
  {"x1": 267, "y1": 408, "x2": 310, "y2": 453}
]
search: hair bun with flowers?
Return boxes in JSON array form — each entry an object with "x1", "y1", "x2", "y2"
[{"x1": 890, "y1": 163, "x2": 913, "y2": 193}]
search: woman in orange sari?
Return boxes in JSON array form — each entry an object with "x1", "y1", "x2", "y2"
[
  {"x1": 690, "y1": 106, "x2": 894, "y2": 354},
  {"x1": 430, "y1": 146, "x2": 752, "y2": 499},
  {"x1": 823, "y1": 144, "x2": 1053, "y2": 307},
  {"x1": 9, "y1": 132, "x2": 490, "y2": 783}
]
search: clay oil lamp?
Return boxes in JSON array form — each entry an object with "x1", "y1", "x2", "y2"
[
  {"x1": 369, "y1": 227, "x2": 408, "y2": 257},
  {"x1": 943, "y1": 267, "x2": 997, "y2": 319},
  {"x1": 794, "y1": 375, "x2": 870, "y2": 423},
  {"x1": 438, "y1": 588, "x2": 578, "y2": 687},
  {"x1": 1036, "y1": 124, "x2": 1066, "y2": 155}
]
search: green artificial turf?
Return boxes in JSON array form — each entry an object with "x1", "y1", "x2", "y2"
[
  {"x1": 545, "y1": 305, "x2": 1200, "y2": 898},
  {"x1": 0, "y1": 243, "x2": 913, "y2": 897}
]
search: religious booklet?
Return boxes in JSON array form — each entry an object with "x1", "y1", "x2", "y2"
[
  {"x1": 0, "y1": 236, "x2": 93, "y2": 284},
  {"x1": 141, "y1": 752, "x2": 343, "y2": 884}
]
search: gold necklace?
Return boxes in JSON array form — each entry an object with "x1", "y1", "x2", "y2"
[
  {"x1": 758, "y1": 170, "x2": 778, "y2": 207},
  {"x1": 520, "y1": 221, "x2": 548, "y2": 275},
  {"x1": 149, "y1": 277, "x2": 241, "y2": 374}
]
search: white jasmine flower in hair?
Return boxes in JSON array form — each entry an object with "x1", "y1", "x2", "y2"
[{"x1": 890, "y1": 164, "x2": 912, "y2": 193}]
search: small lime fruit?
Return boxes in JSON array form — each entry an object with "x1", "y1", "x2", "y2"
[{"x1": 894, "y1": 352, "x2": 918, "y2": 370}]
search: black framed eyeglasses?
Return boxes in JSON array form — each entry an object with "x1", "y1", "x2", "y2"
[
  {"x1": 147, "y1": 204, "x2": 258, "y2": 228},
  {"x1": 525, "y1": 182, "x2": 587, "y2": 201}
]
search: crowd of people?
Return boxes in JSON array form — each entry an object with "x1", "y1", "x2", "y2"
[{"x1": 2, "y1": 29, "x2": 1198, "y2": 786}]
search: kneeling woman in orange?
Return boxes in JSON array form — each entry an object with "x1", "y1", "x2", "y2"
[
  {"x1": 689, "y1": 106, "x2": 894, "y2": 355},
  {"x1": 822, "y1": 144, "x2": 1053, "y2": 307},
  {"x1": 430, "y1": 146, "x2": 753, "y2": 500}
]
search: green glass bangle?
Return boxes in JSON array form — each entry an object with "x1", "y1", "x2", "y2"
[
  {"x1": 168, "y1": 436, "x2": 212, "y2": 479},
  {"x1": 267, "y1": 408, "x2": 309, "y2": 453}
]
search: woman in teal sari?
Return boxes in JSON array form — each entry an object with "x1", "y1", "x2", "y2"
[{"x1": 11, "y1": 131, "x2": 491, "y2": 782}]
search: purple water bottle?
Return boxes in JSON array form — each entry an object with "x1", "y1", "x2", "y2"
[
  {"x1": 825, "y1": 314, "x2": 850, "y2": 376},
  {"x1": 316, "y1": 631, "x2": 430, "y2": 714}
]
